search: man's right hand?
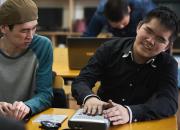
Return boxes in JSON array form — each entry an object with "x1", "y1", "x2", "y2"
[
  {"x1": 83, "y1": 97, "x2": 109, "y2": 115},
  {"x1": 0, "y1": 102, "x2": 13, "y2": 117}
]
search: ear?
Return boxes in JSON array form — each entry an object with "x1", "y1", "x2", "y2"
[
  {"x1": 128, "y1": 6, "x2": 131, "y2": 13},
  {"x1": 0, "y1": 25, "x2": 9, "y2": 34},
  {"x1": 136, "y1": 21, "x2": 143, "y2": 33},
  {"x1": 163, "y1": 42, "x2": 173, "y2": 54}
]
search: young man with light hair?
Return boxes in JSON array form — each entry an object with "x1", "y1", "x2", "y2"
[{"x1": 0, "y1": 0, "x2": 53, "y2": 120}]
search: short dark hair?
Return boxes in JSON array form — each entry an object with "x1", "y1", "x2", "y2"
[
  {"x1": 104, "y1": 0, "x2": 129, "y2": 22},
  {"x1": 142, "y1": 6, "x2": 179, "y2": 43}
]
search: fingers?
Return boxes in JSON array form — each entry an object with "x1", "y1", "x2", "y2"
[
  {"x1": 103, "y1": 106, "x2": 119, "y2": 118},
  {"x1": 103, "y1": 103, "x2": 129, "y2": 125},
  {"x1": 109, "y1": 115, "x2": 128, "y2": 125},
  {"x1": 83, "y1": 97, "x2": 104, "y2": 115},
  {"x1": 12, "y1": 101, "x2": 30, "y2": 120},
  {"x1": 111, "y1": 118, "x2": 126, "y2": 125},
  {"x1": 84, "y1": 105, "x2": 103, "y2": 115},
  {"x1": 0, "y1": 107, "x2": 7, "y2": 116},
  {"x1": 86, "y1": 105, "x2": 93, "y2": 115},
  {"x1": 108, "y1": 100, "x2": 118, "y2": 106},
  {"x1": 103, "y1": 99, "x2": 114, "y2": 110},
  {"x1": 91, "y1": 105, "x2": 97, "y2": 115},
  {"x1": 84, "y1": 103, "x2": 99, "y2": 115},
  {"x1": 83, "y1": 105, "x2": 88, "y2": 113},
  {"x1": 0, "y1": 102, "x2": 13, "y2": 117},
  {"x1": 97, "y1": 104, "x2": 103, "y2": 115},
  {"x1": 13, "y1": 101, "x2": 23, "y2": 120},
  {"x1": 0, "y1": 101, "x2": 30, "y2": 120}
]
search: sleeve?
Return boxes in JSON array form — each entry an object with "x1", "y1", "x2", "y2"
[
  {"x1": 24, "y1": 38, "x2": 53, "y2": 115},
  {"x1": 129, "y1": 58, "x2": 178, "y2": 122},
  {"x1": 72, "y1": 43, "x2": 111, "y2": 105},
  {"x1": 83, "y1": 11, "x2": 106, "y2": 37}
]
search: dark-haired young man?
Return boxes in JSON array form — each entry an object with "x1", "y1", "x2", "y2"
[
  {"x1": 83, "y1": 0, "x2": 156, "y2": 37},
  {"x1": 72, "y1": 7, "x2": 179, "y2": 125}
]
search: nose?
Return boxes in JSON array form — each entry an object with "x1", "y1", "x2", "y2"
[
  {"x1": 112, "y1": 23, "x2": 125, "y2": 29},
  {"x1": 146, "y1": 36, "x2": 156, "y2": 47},
  {"x1": 27, "y1": 30, "x2": 34, "y2": 39},
  {"x1": 118, "y1": 24, "x2": 125, "y2": 29}
]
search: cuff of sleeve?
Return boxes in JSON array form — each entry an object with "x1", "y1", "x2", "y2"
[
  {"x1": 83, "y1": 94, "x2": 101, "y2": 105},
  {"x1": 124, "y1": 105, "x2": 132, "y2": 123}
]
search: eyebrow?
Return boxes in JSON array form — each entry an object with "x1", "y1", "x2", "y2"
[{"x1": 21, "y1": 24, "x2": 38, "y2": 31}]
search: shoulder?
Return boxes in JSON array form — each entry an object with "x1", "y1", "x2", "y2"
[
  {"x1": 129, "y1": 0, "x2": 156, "y2": 12},
  {"x1": 29, "y1": 34, "x2": 53, "y2": 59},
  {"x1": 156, "y1": 52, "x2": 178, "y2": 68},
  {"x1": 30, "y1": 34, "x2": 52, "y2": 51},
  {"x1": 32, "y1": 34, "x2": 52, "y2": 46}
]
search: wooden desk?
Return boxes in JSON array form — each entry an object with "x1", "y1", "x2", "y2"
[
  {"x1": 53, "y1": 47, "x2": 80, "y2": 78},
  {"x1": 26, "y1": 108, "x2": 177, "y2": 130},
  {"x1": 26, "y1": 108, "x2": 74, "y2": 130}
]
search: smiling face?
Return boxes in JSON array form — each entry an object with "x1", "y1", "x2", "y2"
[
  {"x1": 0, "y1": 20, "x2": 37, "y2": 51},
  {"x1": 133, "y1": 18, "x2": 172, "y2": 64}
]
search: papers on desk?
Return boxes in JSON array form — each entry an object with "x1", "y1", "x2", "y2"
[{"x1": 33, "y1": 114, "x2": 67, "y2": 123}]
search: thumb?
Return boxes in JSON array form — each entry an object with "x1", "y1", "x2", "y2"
[{"x1": 108, "y1": 99, "x2": 117, "y2": 106}]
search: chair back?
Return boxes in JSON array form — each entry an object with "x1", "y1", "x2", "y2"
[{"x1": 53, "y1": 75, "x2": 64, "y2": 88}]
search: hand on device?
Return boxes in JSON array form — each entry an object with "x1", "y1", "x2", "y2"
[
  {"x1": 83, "y1": 97, "x2": 109, "y2": 115},
  {"x1": 103, "y1": 100, "x2": 129, "y2": 125}
]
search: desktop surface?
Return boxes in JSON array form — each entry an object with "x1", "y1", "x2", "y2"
[
  {"x1": 53, "y1": 47, "x2": 80, "y2": 78},
  {"x1": 26, "y1": 108, "x2": 177, "y2": 130}
]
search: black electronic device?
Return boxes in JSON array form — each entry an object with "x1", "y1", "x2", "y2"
[{"x1": 39, "y1": 121, "x2": 61, "y2": 130}]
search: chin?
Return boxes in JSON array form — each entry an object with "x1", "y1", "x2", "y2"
[
  {"x1": 21, "y1": 45, "x2": 29, "y2": 49},
  {"x1": 138, "y1": 50, "x2": 151, "y2": 59}
]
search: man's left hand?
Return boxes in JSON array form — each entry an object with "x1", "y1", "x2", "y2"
[{"x1": 103, "y1": 100, "x2": 129, "y2": 125}]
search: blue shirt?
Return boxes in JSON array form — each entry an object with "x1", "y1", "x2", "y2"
[{"x1": 83, "y1": 0, "x2": 156, "y2": 37}]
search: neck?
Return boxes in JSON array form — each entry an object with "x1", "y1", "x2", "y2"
[
  {"x1": 132, "y1": 48, "x2": 148, "y2": 64},
  {"x1": 0, "y1": 37, "x2": 23, "y2": 57}
]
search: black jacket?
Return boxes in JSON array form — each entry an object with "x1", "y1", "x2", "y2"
[{"x1": 72, "y1": 37, "x2": 178, "y2": 122}]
